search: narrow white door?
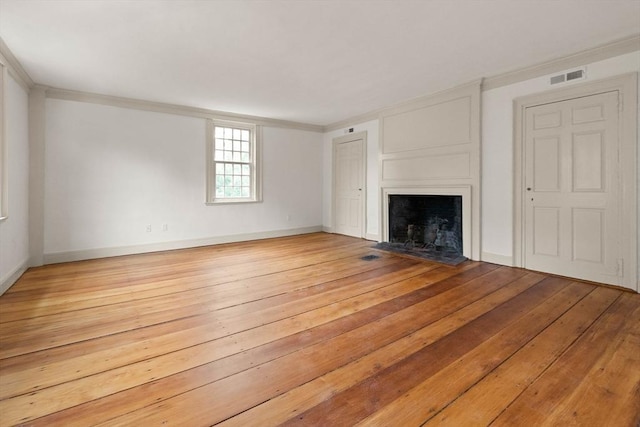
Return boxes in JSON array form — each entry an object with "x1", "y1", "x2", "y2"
[
  {"x1": 524, "y1": 91, "x2": 621, "y2": 286},
  {"x1": 334, "y1": 138, "x2": 364, "y2": 238}
]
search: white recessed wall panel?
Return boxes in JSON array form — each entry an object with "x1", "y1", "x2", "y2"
[
  {"x1": 381, "y1": 153, "x2": 470, "y2": 181},
  {"x1": 382, "y1": 96, "x2": 471, "y2": 153}
]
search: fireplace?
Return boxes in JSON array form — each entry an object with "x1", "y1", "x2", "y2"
[
  {"x1": 381, "y1": 186, "x2": 472, "y2": 260},
  {"x1": 389, "y1": 195, "x2": 462, "y2": 255}
]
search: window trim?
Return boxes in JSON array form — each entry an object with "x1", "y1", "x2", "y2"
[
  {"x1": 0, "y1": 61, "x2": 7, "y2": 221},
  {"x1": 206, "y1": 119, "x2": 262, "y2": 204}
]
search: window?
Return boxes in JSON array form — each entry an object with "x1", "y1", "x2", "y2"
[{"x1": 207, "y1": 120, "x2": 261, "y2": 203}]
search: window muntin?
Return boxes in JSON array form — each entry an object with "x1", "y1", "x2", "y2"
[
  {"x1": 214, "y1": 126, "x2": 252, "y2": 198},
  {"x1": 207, "y1": 120, "x2": 260, "y2": 203}
]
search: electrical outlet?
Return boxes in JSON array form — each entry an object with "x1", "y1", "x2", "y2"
[
  {"x1": 146, "y1": 225, "x2": 152, "y2": 232},
  {"x1": 162, "y1": 224, "x2": 168, "y2": 232},
  {"x1": 286, "y1": 214, "x2": 291, "y2": 222}
]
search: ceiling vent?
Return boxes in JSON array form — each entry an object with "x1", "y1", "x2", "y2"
[{"x1": 550, "y1": 67, "x2": 586, "y2": 85}]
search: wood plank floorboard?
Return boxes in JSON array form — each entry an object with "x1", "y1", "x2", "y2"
[{"x1": 0, "y1": 233, "x2": 638, "y2": 426}]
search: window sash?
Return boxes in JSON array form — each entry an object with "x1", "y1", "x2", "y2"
[{"x1": 213, "y1": 160, "x2": 253, "y2": 199}]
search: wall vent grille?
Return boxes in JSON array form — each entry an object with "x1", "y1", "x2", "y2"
[{"x1": 550, "y1": 68, "x2": 586, "y2": 85}]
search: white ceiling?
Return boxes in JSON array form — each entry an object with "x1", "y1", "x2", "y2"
[{"x1": 1, "y1": 0, "x2": 639, "y2": 126}]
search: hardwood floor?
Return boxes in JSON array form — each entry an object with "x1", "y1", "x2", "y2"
[{"x1": 0, "y1": 232, "x2": 638, "y2": 426}]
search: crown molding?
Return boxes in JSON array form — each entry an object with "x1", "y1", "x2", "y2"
[
  {"x1": 324, "y1": 35, "x2": 639, "y2": 132},
  {"x1": 483, "y1": 34, "x2": 640, "y2": 91},
  {"x1": 2, "y1": 32, "x2": 636, "y2": 133},
  {"x1": 44, "y1": 87, "x2": 324, "y2": 132},
  {"x1": 323, "y1": 110, "x2": 381, "y2": 133},
  {"x1": 0, "y1": 36, "x2": 34, "y2": 92},
  {"x1": 322, "y1": 79, "x2": 483, "y2": 133}
]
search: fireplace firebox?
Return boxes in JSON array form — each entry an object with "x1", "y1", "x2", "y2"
[
  {"x1": 389, "y1": 194, "x2": 463, "y2": 254},
  {"x1": 374, "y1": 194, "x2": 466, "y2": 264}
]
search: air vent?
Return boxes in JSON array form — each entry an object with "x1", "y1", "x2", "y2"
[
  {"x1": 550, "y1": 68, "x2": 586, "y2": 85},
  {"x1": 566, "y1": 69, "x2": 584, "y2": 81}
]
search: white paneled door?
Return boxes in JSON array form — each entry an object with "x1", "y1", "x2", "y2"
[
  {"x1": 524, "y1": 91, "x2": 621, "y2": 286},
  {"x1": 334, "y1": 138, "x2": 364, "y2": 238}
]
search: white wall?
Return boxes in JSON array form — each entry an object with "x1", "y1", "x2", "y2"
[
  {"x1": 43, "y1": 99, "x2": 323, "y2": 260},
  {"x1": 322, "y1": 120, "x2": 379, "y2": 240},
  {"x1": 0, "y1": 75, "x2": 30, "y2": 293},
  {"x1": 482, "y1": 51, "x2": 640, "y2": 263}
]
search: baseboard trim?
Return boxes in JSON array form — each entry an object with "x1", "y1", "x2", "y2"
[
  {"x1": 0, "y1": 259, "x2": 29, "y2": 295},
  {"x1": 365, "y1": 233, "x2": 380, "y2": 242},
  {"x1": 43, "y1": 226, "x2": 324, "y2": 264},
  {"x1": 321, "y1": 227, "x2": 379, "y2": 242},
  {"x1": 481, "y1": 251, "x2": 514, "y2": 266}
]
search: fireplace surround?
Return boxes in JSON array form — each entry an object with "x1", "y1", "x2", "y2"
[{"x1": 378, "y1": 81, "x2": 481, "y2": 261}]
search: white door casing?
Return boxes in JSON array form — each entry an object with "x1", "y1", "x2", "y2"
[
  {"x1": 514, "y1": 73, "x2": 638, "y2": 292},
  {"x1": 333, "y1": 132, "x2": 366, "y2": 238},
  {"x1": 524, "y1": 91, "x2": 620, "y2": 285}
]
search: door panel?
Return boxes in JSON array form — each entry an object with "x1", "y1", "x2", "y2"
[
  {"x1": 572, "y1": 131, "x2": 604, "y2": 191},
  {"x1": 532, "y1": 207, "x2": 560, "y2": 257},
  {"x1": 524, "y1": 91, "x2": 620, "y2": 285},
  {"x1": 572, "y1": 208, "x2": 603, "y2": 263},
  {"x1": 533, "y1": 136, "x2": 560, "y2": 191}
]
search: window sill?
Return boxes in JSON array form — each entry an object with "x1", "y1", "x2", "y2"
[{"x1": 206, "y1": 199, "x2": 262, "y2": 206}]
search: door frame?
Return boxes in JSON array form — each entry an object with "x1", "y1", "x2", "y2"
[
  {"x1": 332, "y1": 131, "x2": 367, "y2": 238},
  {"x1": 513, "y1": 72, "x2": 638, "y2": 291}
]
